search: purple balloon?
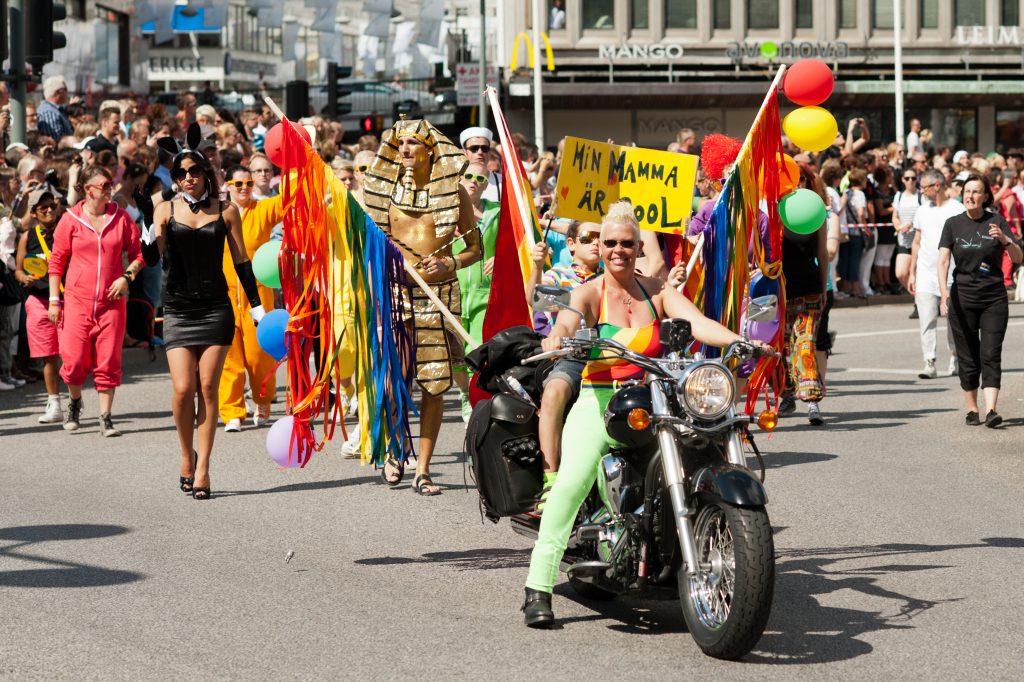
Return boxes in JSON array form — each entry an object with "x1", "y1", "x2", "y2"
[
  {"x1": 266, "y1": 416, "x2": 301, "y2": 468},
  {"x1": 747, "y1": 318, "x2": 780, "y2": 344}
]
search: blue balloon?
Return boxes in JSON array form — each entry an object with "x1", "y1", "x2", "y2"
[
  {"x1": 750, "y1": 270, "x2": 780, "y2": 299},
  {"x1": 256, "y1": 309, "x2": 290, "y2": 361}
]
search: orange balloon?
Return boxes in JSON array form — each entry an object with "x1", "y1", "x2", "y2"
[{"x1": 778, "y1": 154, "x2": 800, "y2": 196}]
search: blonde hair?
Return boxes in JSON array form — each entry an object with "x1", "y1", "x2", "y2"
[{"x1": 600, "y1": 200, "x2": 641, "y2": 241}]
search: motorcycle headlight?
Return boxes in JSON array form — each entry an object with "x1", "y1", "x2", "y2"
[{"x1": 681, "y1": 365, "x2": 734, "y2": 419}]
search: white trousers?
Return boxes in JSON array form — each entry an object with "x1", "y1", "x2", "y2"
[
  {"x1": 860, "y1": 243, "x2": 877, "y2": 292},
  {"x1": 915, "y1": 291, "x2": 953, "y2": 361}
]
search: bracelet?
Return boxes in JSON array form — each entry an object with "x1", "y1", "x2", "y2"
[
  {"x1": 449, "y1": 256, "x2": 459, "y2": 272},
  {"x1": 48, "y1": 300, "x2": 61, "y2": 307},
  {"x1": 48, "y1": 296, "x2": 60, "y2": 302}
]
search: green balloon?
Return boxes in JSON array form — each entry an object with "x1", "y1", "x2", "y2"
[
  {"x1": 252, "y1": 240, "x2": 282, "y2": 289},
  {"x1": 779, "y1": 189, "x2": 826, "y2": 235}
]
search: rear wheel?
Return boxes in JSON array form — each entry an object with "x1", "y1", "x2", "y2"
[{"x1": 678, "y1": 502, "x2": 774, "y2": 660}]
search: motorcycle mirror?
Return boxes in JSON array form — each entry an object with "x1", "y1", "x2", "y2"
[
  {"x1": 532, "y1": 284, "x2": 572, "y2": 313},
  {"x1": 659, "y1": 318, "x2": 693, "y2": 353},
  {"x1": 746, "y1": 295, "x2": 778, "y2": 323}
]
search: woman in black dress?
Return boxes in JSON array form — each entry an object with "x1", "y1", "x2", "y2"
[
  {"x1": 144, "y1": 126, "x2": 265, "y2": 498},
  {"x1": 938, "y1": 174, "x2": 1023, "y2": 427}
]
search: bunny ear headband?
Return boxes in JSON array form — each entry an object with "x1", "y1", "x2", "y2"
[{"x1": 158, "y1": 122, "x2": 206, "y2": 164}]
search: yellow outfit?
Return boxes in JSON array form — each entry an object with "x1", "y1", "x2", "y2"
[{"x1": 218, "y1": 196, "x2": 284, "y2": 423}]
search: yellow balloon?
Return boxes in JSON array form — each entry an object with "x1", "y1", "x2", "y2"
[{"x1": 783, "y1": 106, "x2": 839, "y2": 153}]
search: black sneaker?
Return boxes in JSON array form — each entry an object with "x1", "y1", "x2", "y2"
[
  {"x1": 99, "y1": 412, "x2": 122, "y2": 438},
  {"x1": 777, "y1": 396, "x2": 797, "y2": 416},
  {"x1": 909, "y1": 305, "x2": 919, "y2": 319},
  {"x1": 965, "y1": 411, "x2": 981, "y2": 426},
  {"x1": 63, "y1": 398, "x2": 82, "y2": 432},
  {"x1": 984, "y1": 410, "x2": 1003, "y2": 429}
]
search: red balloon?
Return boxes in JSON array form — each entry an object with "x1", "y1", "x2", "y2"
[
  {"x1": 782, "y1": 59, "x2": 834, "y2": 107},
  {"x1": 264, "y1": 122, "x2": 312, "y2": 168}
]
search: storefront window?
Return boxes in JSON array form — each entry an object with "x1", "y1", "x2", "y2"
[
  {"x1": 95, "y1": 6, "x2": 128, "y2": 86},
  {"x1": 907, "y1": 107, "x2": 978, "y2": 153},
  {"x1": 665, "y1": 0, "x2": 696, "y2": 29},
  {"x1": 920, "y1": 0, "x2": 938, "y2": 28},
  {"x1": 583, "y1": 0, "x2": 615, "y2": 29},
  {"x1": 795, "y1": 0, "x2": 813, "y2": 29},
  {"x1": 713, "y1": 0, "x2": 730, "y2": 29},
  {"x1": 631, "y1": 0, "x2": 649, "y2": 29},
  {"x1": 839, "y1": 0, "x2": 857, "y2": 28},
  {"x1": 872, "y1": 0, "x2": 904, "y2": 30},
  {"x1": 548, "y1": 0, "x2": 567, "y2": 30},
  {"x1": 747, "y1": 0, "x2": 779, "y2": 30},
  {"x1": 1002, "y1": 0, "x2": 1019, "y2": 27},
  {"x1": 996, "y1": 111, "x2": 1024, "y2": 153},
  {"x1": 955, "y1": 0, "x2": 985, "y2": 25}
]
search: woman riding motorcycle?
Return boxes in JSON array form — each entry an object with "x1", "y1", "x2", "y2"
[{"x1": 522, "y1": 200, "x2": 767, "y2": 628}]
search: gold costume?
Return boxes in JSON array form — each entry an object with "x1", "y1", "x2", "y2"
[{"x1": 363, "y1": 118, "x2": 470, "y2": 396}]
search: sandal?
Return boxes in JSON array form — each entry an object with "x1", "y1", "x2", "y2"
[
  {"x1": 192, "y1": 487, "x2": 211, "y2": 501},
  {"x1": 179, "y1": 450, "x2": 197, "y2": 493},
  {"x1": 412, "y1": 474, "x2": 441, "y2": 496},
  {"x1": 381, "y1": 457, "x2": 404, "y2": 487}
]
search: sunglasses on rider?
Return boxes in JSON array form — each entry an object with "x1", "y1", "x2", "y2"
[
  {"x1": 465, "y1": 144, "x2": 490, "y2": 154},
  {"x1": 575, "y1": 232, "x2": 600, "y2": 245},
  {"x1": 172, "y1": 166, "x2": 204, "y2": 181},
  {"x1": 227, "y1": 180, "x2": 255, "y2": 189},
  {"x1": 602, "y1": 239, "x2": 637, "y2": 250},
  {"x1": 463, "y1": 172, "x2": 487, "y2": 184}
]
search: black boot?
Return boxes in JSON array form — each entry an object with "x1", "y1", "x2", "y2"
[{"x1": 522, "y1": 588, "x2": 555, "y2": 628}]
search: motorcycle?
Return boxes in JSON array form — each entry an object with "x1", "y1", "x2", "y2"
[{"x1": 465, "y1": 286, "x2": 778, "y2": 660}]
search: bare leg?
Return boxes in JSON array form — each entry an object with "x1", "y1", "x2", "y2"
[
  {"x1": 97, "y1": 388, "x2": 114, "y2": 414},
  {"x1": 964, "y1": 388, "x2": 979, "y2": 413},
  {"x1": 538, "y1": 379, "x2": 571, "y2": 473},
  {"x1": 895, "y1": 254, "x2": 911, "y2": 289},
  {"x1": 414, "y1": 390, "x2": 445, "y2": 492},
  {"x1": 68, "y1": 384, "x2": 83, "y2": 401},
  {"x1": 167, "y1": 347, "x2": 200, "y2": 477},
  {"x1": 983, "y1": 386, "x2": 1000, "y2": 414},
  {"x1": 43, "y1": 356, "x2": 60, "y2": 395},
  {"x1": 453, "y1": 370, "x2": 470, "y2": 394},
  {"x1": 194, "y1": 344, "x2": 231, "y2": 492}
]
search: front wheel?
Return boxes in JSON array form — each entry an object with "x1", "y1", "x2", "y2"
[{"x1": 678, "y1": 502, "x2": 774, "y2": 660}]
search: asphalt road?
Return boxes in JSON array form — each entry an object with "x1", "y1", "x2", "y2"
[{"x1": 2, "y1": 302, "x2": 1023, "y2": 680}]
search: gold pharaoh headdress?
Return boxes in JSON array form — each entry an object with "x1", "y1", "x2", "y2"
[{"x1": 362, "y1": 118, "x2": 466, "y2": 240}]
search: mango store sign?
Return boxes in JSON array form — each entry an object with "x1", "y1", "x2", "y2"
[
  {"x1": 598, "y1": 44, "x2": 685, "y2": 61},
  {"x1": 554, "y1": 136, "x2": 697, "y2": 234}
]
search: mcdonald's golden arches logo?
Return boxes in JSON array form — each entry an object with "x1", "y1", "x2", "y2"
[{"x1": 510, "y1": 32, "x2": 555, "y2": 71}]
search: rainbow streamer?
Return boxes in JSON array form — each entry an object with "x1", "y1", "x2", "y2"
[{"x1": 275, "y1": 118, "x2": 414, "y2": 467}]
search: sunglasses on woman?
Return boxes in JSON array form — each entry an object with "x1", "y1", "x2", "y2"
[
  {"x1": 903, "y1": 175, "x2": 916, "y2": 181},
  {"x1": 602, "y1": 239, "x2": 636, "y2": 249},
  {"x1": 172, "y1": 166, "x2": 204, "y2": 181},
  {"x1": 85, "y1": 181, "x2": 113, "y2": 192},
  {"x1": 35, "y1": 203, "x2": 57, "y2": 212},
  {"x1": 574, "y1": 232, "x2": 600, "y2": 244},
  {"x1": 463, "y1": 172, "x2": 487, "y2": 184},
  {"x1": 227, "y1": 180, "x2": 255, "y2": 188}
]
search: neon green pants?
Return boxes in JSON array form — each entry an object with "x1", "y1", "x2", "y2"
[{"x1": 526, "y1": 387, "x2": 617, "y2": 593}]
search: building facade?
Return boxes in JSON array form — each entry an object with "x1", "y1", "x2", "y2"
[{"x1": 499, "y1": 0, "x2": 1024, "y2": 152}]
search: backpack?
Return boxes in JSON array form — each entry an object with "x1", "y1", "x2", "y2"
[{"x1": 465, "y1": 391, "x2": 544, "y2": 522}]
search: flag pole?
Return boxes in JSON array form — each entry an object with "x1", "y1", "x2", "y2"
[
  {"x1": 486, "y1": 86, "x2": 537, "y2": 250},
  {"x1": 262, "y1": 96, "x2": 478, "y2": 350}
]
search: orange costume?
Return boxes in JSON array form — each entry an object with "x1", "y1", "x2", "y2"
[{"x1": 218, "y1": 195, "x2": 284, "y2": 423}]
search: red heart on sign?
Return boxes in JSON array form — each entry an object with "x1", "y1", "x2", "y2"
[
  {"x1": 608, "y1": 173, "x2": 618, "y2": 186},
  {"x1": 560, "y1": 186, "x2": 569, "y2": 200}
]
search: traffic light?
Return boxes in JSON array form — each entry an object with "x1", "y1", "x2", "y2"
[
  {"x1": 25, "y1": 0, "x2": 67, "y2": 71},
  {"x1": 360, "y1": 113, "x2": 384, "y2": 136},
  {"x1": 285, "y1": 80, "x2": 309, "y2": 120},
  {"x1": 326, "y1": 62, "x2": 353, "y2": 117}
]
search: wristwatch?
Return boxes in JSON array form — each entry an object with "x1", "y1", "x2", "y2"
[{"x1": 122, "y1": 268, "x2": 136, "y2": 283}]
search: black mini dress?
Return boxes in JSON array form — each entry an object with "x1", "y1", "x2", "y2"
[{"x1": 162, "y1": 200, "x2": 235, "y2": 350}]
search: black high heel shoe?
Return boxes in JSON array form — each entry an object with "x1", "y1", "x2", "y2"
[
  {"x1": 192, "y1": 486, "x2": 211, "y2": 500},
  {"x1": 179, "y1": 451, "x2": 197, "y2": 493}
]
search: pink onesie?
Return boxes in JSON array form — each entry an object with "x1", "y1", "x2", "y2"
[{"x1": 48, "y1": 202, "x2": 144, "y2": 390}]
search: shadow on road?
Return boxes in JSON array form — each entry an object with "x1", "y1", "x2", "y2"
[
  {"x1": 746, "y1": 537, "x2": 1024, "y2": 664},
  {"x1": 760, "y1": 450, "x2": 838, "y2": 469},
  {"x1": 219, "y1": 475, "x2": 381, "y2": 497},
  {"x1": 0, "y1": 524, "x2": 144, "y2": 589},
  {"x1": 354, "y1": 547, "x2": 532, "y2": 571}
]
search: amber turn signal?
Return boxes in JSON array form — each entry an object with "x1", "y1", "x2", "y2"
[
  {"x1": 627, "y1": 408, "x2": 651, "y2": 430},
  {"x1": 757, "y1": 410, "x2": 778, "y2": 432}
]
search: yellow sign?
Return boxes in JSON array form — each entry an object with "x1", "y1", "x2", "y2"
[
  {"x1": 510, "y1": 32, "x2": 555, "y2": 71},
  {"x1": 554, "y1": 136, "x2": 698, "y2": 234}
]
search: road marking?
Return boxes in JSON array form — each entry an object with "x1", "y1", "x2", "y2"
[{"x1": 840, "y1": 320, "x2": 1024, "y2": 339}]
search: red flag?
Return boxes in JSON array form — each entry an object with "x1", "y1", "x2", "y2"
[{"x1": 469, "y1": 171, "x2": 536, "y2": 405}]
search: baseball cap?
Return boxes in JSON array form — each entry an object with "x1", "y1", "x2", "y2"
[
  {"x1": 1007, "y1": 148, "x2": 1024, "y2": 159},
  {"x1": 26, "y1": 188, "x2": 56, "y2": 213},
  {"x1": 952, "y1": 150, "x2": 969, "y2": 164},
  {"x1": 73, "y1": 136, "x2": 96, "y2": 150},
  {"x1": 954, "y1": 171, "x2": 971, "y2": 184},
  {"x1": 5, "y1": 142, "x2": 29, "y2": 154}
]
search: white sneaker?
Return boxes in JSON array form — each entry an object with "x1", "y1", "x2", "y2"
[
  {"x1": 0, "y1": 375, "x2": 24, "y2": 388},
  {"x1": 252, "y1": 404, "x2": 271, "y2": 427},
  {"x1": 341, "y1": 421, "x2": 361, "y2": 459},
  {"x1": 807, "y1": 402, "x2": 825, "y2": 426},
  {"x1": 948, "y1": 357, "x2": 958, "y2": 376},
  {"x1": 0, "y1": 378, "x2": 14, "y2": 391},
  {"x1": 918, "y1": 359, "x2": 937, "y2": 379},
  {"x1": 224, "y1": 418, "x2": 242, "y2": 433},
  {"x1": 38, "y1": 398, "x2": 63, "y2": 424}
]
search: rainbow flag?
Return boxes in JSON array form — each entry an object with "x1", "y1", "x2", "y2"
[{"x1": 487, "y1": 89, "x2": 543, "y2": 298}]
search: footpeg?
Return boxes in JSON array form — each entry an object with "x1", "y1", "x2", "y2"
[
  {"x1": 566, "y1": 560, "x2": 612, "y2": 579},
  {"x1": 574, "y1": 525, "x2": 602, "y2": 542}
]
